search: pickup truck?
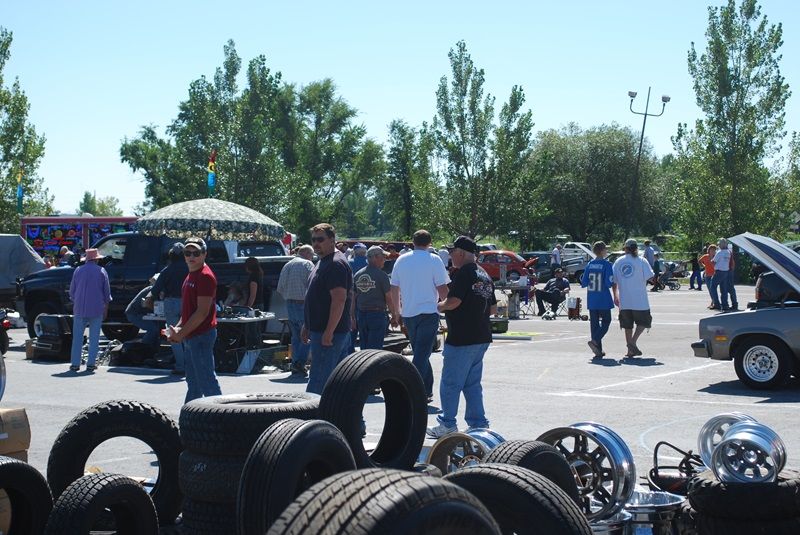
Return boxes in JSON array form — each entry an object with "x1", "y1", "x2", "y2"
[{"x1": 16, "y1": 232, "x2": 292, "y2": 340}]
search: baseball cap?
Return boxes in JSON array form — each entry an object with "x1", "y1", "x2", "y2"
[
  {"x1": 353, "y1": 242, "x2": 367, "y2": 250},
  {"x1": 624, "y1": 239, "x2": 638, "y2": 250},
  {"x1": 367, "y1": 245, "x2": 389, "y2": 258},
  {"x1": 170, "y1": 242, "x2": 185, "y2": 255},
  {"x1": 184, "y1": 237, "x2": 207, "y2": 252},
  {"x1": 447, "y1": 235, "x2": 478, "y2": 254}
]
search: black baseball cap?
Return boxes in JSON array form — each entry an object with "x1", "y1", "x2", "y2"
[
  {"x1": 447, "y1": 235, "x2": 478, "y2": 254},
  {"x1": 184, "y1": 237, "x2": 207, "y2": 252}
]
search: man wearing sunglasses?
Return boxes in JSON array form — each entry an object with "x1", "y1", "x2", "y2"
[
  {"x1": 167, "y1": 237, "x2": 222, "y2": 403},
  {"x1": 302, "y1": 223, "x2": 353, "y2": 394}
]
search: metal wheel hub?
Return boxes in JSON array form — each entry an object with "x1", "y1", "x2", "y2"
[
  {"x1": 697, "y1": 413, "x2": 756, "y2": 468},
  {"x1": 712, "y1": 421, "x2": 786, "y2": 483},
  {"x1": 744, "y1": 346, "x2": 779, "y2": 381},
  {"x1": 426, "y1": 428, "x2": 505, "y2": 475}
]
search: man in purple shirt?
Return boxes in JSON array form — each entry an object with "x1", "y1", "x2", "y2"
[{"x1": 68, "y1": 248, "x2": 111, "y2": 372}]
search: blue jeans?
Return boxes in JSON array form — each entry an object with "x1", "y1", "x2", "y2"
[
  {"x1": 286, "y1": 301, "x2": 309, "y2": 366},
  {"x1": 589, "y1": 309, "x2": 612, "y2": 351},
  {"x1": 404, "y1": 313, "x2": 440, "y2": 398},
  {"x1": 306, "y1": 331, "x2": 349, "y2": 395},
  {"x1": 125, "y1": 310, "x2": 160, "y2": 346},
  {"x1": 358, "y1": 310, "x2": 388, "y2": 350},
  {"x1": 182, "y1": 328, "x2": 221, "y2": 403},
  {"x1": 163, "y1": 298, "x2": 185, "y2": 371},
  {"x1": 437, "y1": 343, "x2": 490, "y2": 429},
  {"x1": 71, "y1": 315, "x2": 102, "y2": 367},
  {"x1": 706, "y1": 274, "x2": 720, "y2": 307},
  {"x1": 713, "y1": 271, "x2": 731, "y2": 309},
  {"x1": 690, "y1": 269, "x2": 703, "y2": 290}
]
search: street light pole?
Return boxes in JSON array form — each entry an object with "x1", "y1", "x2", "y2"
[{"x1": 626, "y1": 87, "x2": 669, "y2": 238}]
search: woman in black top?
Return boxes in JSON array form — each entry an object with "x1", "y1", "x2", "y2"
[
  {"x1": 689, "y1": 253, "x2": 703, "y2": 291},
  {"x1": 244, "y1": 257, "x2": 263, "y2": 309}
]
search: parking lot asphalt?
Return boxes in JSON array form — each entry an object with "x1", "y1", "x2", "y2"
[{"x1": 5, "y1": 283, "x2": 800, "y2": 482}]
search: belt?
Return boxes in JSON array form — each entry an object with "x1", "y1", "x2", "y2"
[{"x1": 287, "y1": 299, "x2": 305, "y2": 304}]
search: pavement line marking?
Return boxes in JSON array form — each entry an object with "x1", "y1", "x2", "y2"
[
  {"x1": 536, "y1": 368, "x2": 550, "y2": 380},
  {"x1": 89, "y1": 456, "x2": 136, "y2": 464},
  {"x1": 548, "y1": 391, "x2": 800, "y2": 409},
  {"x1": 637, "y1": 415, "x2": 708, "y2": 459},
  {"x1": 560, "y1": 362, "x2": 725, "y2": 394},
  {"x1": 529, "y1": 335, "x2": 587, "y2": 344}
]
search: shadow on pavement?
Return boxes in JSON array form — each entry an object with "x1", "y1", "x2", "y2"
[
  {"x1": 619, "y1": 357, "x2": 663, "y2": 367},
  {"x1": 588, "y1": 358, "x2": 622, "y2": 367},
  {"x1": 268, "y1": 373, "x2": 308, "y2": 384},
  {"x1": 699, "y1": 379, "x2": 800, "y2": 403},
  {"x1": 106, "y1": 367, "x2": 172, "y2": 376},
  {"x1": 427, "y1": 404, "x2": 442, "y2": 414},
  {"x1": 137, "y1": 375, "x2": 185, "y2": 385}
]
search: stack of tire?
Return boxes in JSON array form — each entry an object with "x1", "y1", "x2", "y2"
[{"x1": 686, "y1": 469, "x2": 800, "y2": 534}]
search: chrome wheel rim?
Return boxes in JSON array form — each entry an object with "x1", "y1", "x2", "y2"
[
  {"x1": 426, "y1": 429, "x2": 505, "y2": 475},
  {"x1": 743, "y1": 345, "x2": 780, "y2": 383},
  {"x1": 697, "y1": 413, "x2": 756, "y2": 468},
  {"x1": 537, "y1": 422, "x2": 635, "y2": 520},
  {"x1": 712, "y1": 421, "x2": 786, "y2": 483}
]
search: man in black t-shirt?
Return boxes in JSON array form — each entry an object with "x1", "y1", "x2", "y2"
[
  {"x1": 427, "y1": 236, "x2": 496, "y2": 439},
  {"x1": 302, "y1": 223, "x2": 353, "y2": 394},
  {"x1": 535, "y1": 268, "x2": 570, "y2": 315}
]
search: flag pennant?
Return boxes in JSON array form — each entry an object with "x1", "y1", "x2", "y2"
[
  {"x1": 16, "y1": 169, "x2": 23, "y2": 214},
  {"x1": 207, "y1": 149, "x2": 217, "y2": 196}
]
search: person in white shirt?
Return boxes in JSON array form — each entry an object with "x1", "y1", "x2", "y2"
[
  {"x1": 613, "y1": 239, "x2": 655, "y2": 358},
  {"x1": 551, "y1": 244, "x2": 562, "y2": 269},
  {"x1": 390, "y1": 230, "x2": 450, "y2": 402},
  {"x1": 711, "y1": 238, "x2": 737, "y2": 311},
  {"x1": 438, "y1": 246, "x2": 451, "y2": 269}
]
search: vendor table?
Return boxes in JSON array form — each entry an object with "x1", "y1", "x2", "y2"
[{"x1": 495, "y1": 284, "x2": 531, "y2": 319}]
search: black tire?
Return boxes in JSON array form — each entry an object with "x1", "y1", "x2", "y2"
[
  {"x1": 237, "y1": 419, "x2": 356, "y2": 535},
  {"x1": 44, "y1": 473, "x2": 158, "y2": 535},
  {"x1": 46, "y1": 399, "x2": 182, "y2": 526},
  {"x1": 27, "y1": 302, "x2": 59, "y2": 339},
  {"x1": 484, "y1": 440, "x2": 580, "y2": 504},
  {"x1": 443, "y1": 464, "x2": 591, "y2": 535},
  {"x1": 179, "y1": 392, "x2": 319, "y2": 455},
  {"x1": 179, "y1": 451, "x2": 245, "y2": 503},
  {"x1": 267, "y1": 469, "x2": 500, "y2": 535},
  {"x1": 101, "y1": 324, "x2": 140, "y2": 342},
  {"x1": 686, "y1": 505, "x2": 800, "y2": 535},
  {"x1": 687, "y1": 468, "x2": 800, "y2": 520},
  {"x1": 733, "y1": 335, "x2": 792, "y2": 389},
  {"x1": 0, "y1": 456, "x2": 53, "y2": 535},
  {"x1": 182, "y1": 498, "x2": 237, "y2": 535},
  {"x1": 319, "y1": 349, "x2": 427, "y2": 470}
]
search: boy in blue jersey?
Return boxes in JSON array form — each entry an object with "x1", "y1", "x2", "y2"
[{"x1": 580, "y1": 241, "x2": 618, "y2": 359}]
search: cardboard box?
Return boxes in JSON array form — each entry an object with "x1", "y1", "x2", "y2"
[{"x1": 0, "y1": 408, "x2": 31, "y2": 455}]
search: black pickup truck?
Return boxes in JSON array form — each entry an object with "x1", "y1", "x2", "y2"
[{"x1": 16, "y1": 232, "x2": 292, "y2": 340}]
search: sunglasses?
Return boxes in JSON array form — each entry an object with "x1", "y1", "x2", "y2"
[
  {"x1": 184, "y1": 250, "x2": 203, "y2": 257},
  {"x1": 311, "y1": 236, "x2": 327, "y2": 243}
]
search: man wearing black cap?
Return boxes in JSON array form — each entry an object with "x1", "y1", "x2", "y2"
[
  {"x1": 167, "y1": 237, "x2": 222, "y2": 402},
  {"x1": 534, "y1": 268, "x2": 570, "y2": 316},
  {"x1": 427, "y1": 236, "x2": 496, "y2": 438}
]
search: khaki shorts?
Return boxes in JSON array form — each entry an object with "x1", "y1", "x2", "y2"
[{"x1": 619, "y1": 309, "x2": 652, "y2": 329}]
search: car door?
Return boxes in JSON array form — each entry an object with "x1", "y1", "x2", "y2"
[{"x1": 119, "y1": 235, "x2": 161, "y2": 317}]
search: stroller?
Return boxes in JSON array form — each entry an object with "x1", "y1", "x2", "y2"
[{"x1": 655, "y1": 261, "x2": 682, "y2": 291}]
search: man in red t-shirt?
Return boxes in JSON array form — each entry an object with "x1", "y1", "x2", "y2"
[{"x1": 167, "y1": 237, "x2": 221, "y2": 403}]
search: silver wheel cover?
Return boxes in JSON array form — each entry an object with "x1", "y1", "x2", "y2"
[
  {"x1": 712, "y1": 421, "x2": 786, "y2": 483},
  {"x1": 743, "y1": 345, "x2": 780, "y2": 382},
  {"x1": 426, "y1": 428, "x2": 505, "y2": 475},
  {"x1": 697, "y1": 413, "x2": 756, "y2": 468}
]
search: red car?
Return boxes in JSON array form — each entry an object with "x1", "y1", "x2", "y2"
[{"x1": 477, "y1": 250, "x2": 531, "y2": 282}]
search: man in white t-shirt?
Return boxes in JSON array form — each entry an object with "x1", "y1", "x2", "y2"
[
  {"x1": 438, "y1": 246, "x2": 451, "y2": 269},
  {"x1": 391, "y1": 230, "x2": 450, "y2": 402},
  {"x1": 613, "y1": 239, "x2": 655, "y2": 358},
  {"x1": 711, "y1": 238, "x2": 736, "y2": 311},
  {"x1": 551, "y1": 244, "x2": 562, "y2": 269}
]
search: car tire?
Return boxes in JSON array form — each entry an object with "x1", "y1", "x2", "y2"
[
  {"x1": 733, "y1": 335, "x2": 792, "y2": 389},
  {"x1": 267, "y1": 469, "x2": 500, "y2": 535},
  {"x1": 27, "y1": 302, "x2": 59, "y2": 339},
  {"x1": 44, "y1": 473, "x2": 158, "y2": 535},
  {"x1": 101, "y1": 324, "x2": 140, "y2": 342},
  {"x1": 685, "y1": 505, "x2": 800, "y2": 535},
  {"x1": 0, "y1": 456, "x2": 53, "y2": 535},
  {"x1": 237, "y1": 419, "x2": 356, "y2": 535},
  {"x1": 484, "y1": 440, "x2": 580, "y2": 504},
  {"x1": 319, "y1": 350, "x2": 427, "y2": 470},
  {"x1": 179, "y1": 392, "x2": 320, "y2": 455},
  {"x1": 46, "y1": 399, "x2": 182, "y2": 526},
  {"x1": 181, "y1": 498, "x2": 237, "y2": 535},
  {"x1": 443, "y1": 464, "x2": 591, "y2": 535},
  {"x1": 687, "y1": 469, "x2": 800, "y2": 520},
  {"x1": 179, "y1": 451, "x2": 245, "y2": 503}
]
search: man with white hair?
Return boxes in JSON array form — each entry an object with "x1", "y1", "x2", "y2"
[
  {"x1": 613, "y1": 239, "x2": 655, "y2": 357},
  {"x1": 277, "y1": 244, "x2": 314, "y2": 375}
]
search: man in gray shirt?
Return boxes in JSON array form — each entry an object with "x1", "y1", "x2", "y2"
[
  {"x1": 354, "y1": 246, "x2": 397, "y2": 350},
  {"x1": 277, "y1": 245, "x2": 314, "y2": 375}
]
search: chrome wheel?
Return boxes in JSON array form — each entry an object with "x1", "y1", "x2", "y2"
[
  {"x1": 697, "y1": 413, "x2": 756, "y2": 468},
  {"x1": 426, "y1": 429, "x2": 505, "y2": 475},
  {"x1": 712, "y1": 421, "x2": 786, "y2": 483},
  {"x1": 743, "y1": 345, "x2": 780, "y2": 383}
]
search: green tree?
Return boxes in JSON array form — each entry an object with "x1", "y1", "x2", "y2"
[
  {"x1": 0, "y1": 28, "x2": 53, "y2": 230},
  {"x1": 679, "y1": 0, "x2": 791, "y2": 238},
  {"x1": 77, "y1": 191, "x2": 123, "y2": 216}
]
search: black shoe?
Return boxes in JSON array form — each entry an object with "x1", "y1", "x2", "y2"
[
  {"x1": 537, "y1": 310, "x2": 545, "y2": 316},
  {"x1": 69, "y1": 365, "x2": 80, "y2": 372},
  {"x1": 290, "y1": 363, "x2": 308, "y2": 376},
  {"x1": 86, "y1": 365, "x2": 97, "y2": 372}
]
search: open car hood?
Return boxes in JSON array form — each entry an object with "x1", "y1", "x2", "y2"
[{"x1": 729, "y1": 233, "x2": 800, "y2": 295}]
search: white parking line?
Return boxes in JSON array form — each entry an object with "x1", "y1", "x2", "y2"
[{"x1": 560, "y1": 362, "x2": 725, "y2": 395}]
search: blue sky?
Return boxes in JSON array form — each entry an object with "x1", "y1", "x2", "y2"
[{"x1": 4, "y1": 0, "x2": 799, "y2": 215}]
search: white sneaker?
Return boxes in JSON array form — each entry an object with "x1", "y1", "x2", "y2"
[
  {"x1": 465, "y1": 426, "x2": 489, "y2": 433},
  {"x1": 426, "y1": 423, "x2": 458, "y2": 439}
]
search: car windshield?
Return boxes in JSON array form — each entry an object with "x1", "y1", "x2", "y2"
[{"x1": 96, "y1": 237, "x2": 126, "y2": 260}]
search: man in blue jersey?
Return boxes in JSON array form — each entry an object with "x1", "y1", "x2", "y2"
[{"x1": 580, "y1": 242, "x2": 618, "y2": 359}]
